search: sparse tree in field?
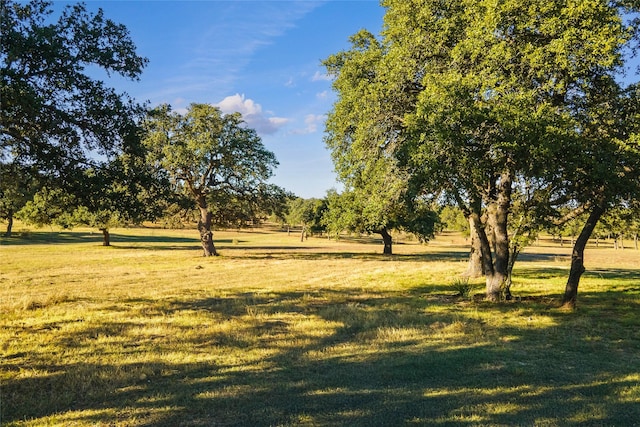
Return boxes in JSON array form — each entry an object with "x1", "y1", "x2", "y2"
[
  {"x1": 324, "y1": 0, "x2": 639, "y2": 301},
  {"x1": 0, "y1": 162, "x2": 39, "y2": 236},
  {"x1": 597, "y1": 204, "x2": 640, "y2": 250},
  {"x1": 285, "y1": 197, "x2": 327, "y2": 242},
  {"x1": 438, "y1": 205, "x2": 468, "y2": 235},
  {"x1": 626, "y1": 202, "x2": 640, "y2": 250},
  {"x1": 322, "y1": 162, "x2": 438, "y2": 255},
  {"x1": 323, "y1": 30, "x2": 437, "y2": 255},
  {"x1": 17, "y1": 151, "x2": 172, "y2": 245},
  {"x1": 142, "y1": 103, "x2": 282, "y2": 256},
  {"x1": 1, "y1": 0, "x2": 151, "y2": 240}
]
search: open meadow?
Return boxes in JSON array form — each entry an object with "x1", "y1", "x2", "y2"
[{"x1": 1, "y1": 226, "x2": 640, "y2": 426}]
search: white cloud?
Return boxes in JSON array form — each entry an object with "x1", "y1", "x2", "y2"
[
  {"x1": 291, "y1": 114, "x2": 325, "y2": 135},
  {"x1": 311, "y1": 71, "x2": 332, "y2": 82},
  {"x1": 216, "y1": 94, "x2": 289, "y2": 135},
  {"x1": 316, "y1": 90, "x2": 329, "y2": 99}
]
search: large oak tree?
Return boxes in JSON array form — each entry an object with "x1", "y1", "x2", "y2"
[{"x1": 142, "y1": 103, "x2": 282, "y2": 256}]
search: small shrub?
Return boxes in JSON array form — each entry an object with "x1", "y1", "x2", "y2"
[{"x1": 450, "y1": 277, "x2": 474, "y2": 298}]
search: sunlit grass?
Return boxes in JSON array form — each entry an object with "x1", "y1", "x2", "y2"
[{"x1": 1, "y1": 225, "x2": 639, "y2": 425}]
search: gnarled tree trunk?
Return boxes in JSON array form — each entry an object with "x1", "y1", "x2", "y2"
[
  {"x1": 458, "y1": 180, "x2": 511, "y2": 302},
  {"x1": 474, "y1": 171, "x2": 512, "y2": 301},
  {"x1": 4, "y1": 209, "x2": 13, "y2": 237},
  {"x1": 377, "y1": 228, "x2": 393, "y2": 255},
  {"x1": 196, "y1": 194, "x2": 218, "y2": 257},
  {"x1": 464, "y1": 216, "x2": 484, "y2": 277},
  {"x1": 99, "y1": 228, "x2": 110, "y2": 246},
  {"x1": 484, "y1": 171, "x2": 512, "y2": 301},
  {"x1": 562, "y1": 204, "x2": 605, "y2": 309},
  {"x1": 470, "y1": 212, "x2": 497, "y2": 296}
]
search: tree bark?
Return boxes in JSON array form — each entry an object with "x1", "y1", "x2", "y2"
[
  {"x1": 463, "y1": 215, "x2": 484, "y2": 277},
  {"x1": 470, "y1": 211, "x2": 497, "y2": 296},
  {"x1": 378, "y1": 228, "x2": 393, "y2": 255},
  {"x1": 504, "y1": 244, "x2": 520, "y2": 300},
  {"x1": 196, "y1": 194, "x2": 218, "y2": 257},
  {"x1": 4, "y1": 209, "x2": 13, "y2": 237},
  {"x1": 562, "y1": 204, "x2": 605, "y2": 309},
  {"x1": 99, "y1": 228, "x2": 110, "y2": 246},
  {"x1": 485, "y1": 171, "x2": 512, "y2": 301}
]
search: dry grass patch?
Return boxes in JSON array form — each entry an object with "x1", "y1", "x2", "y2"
[{"x1": 1, "y1": 226, "x2": 639, "y2": 426}]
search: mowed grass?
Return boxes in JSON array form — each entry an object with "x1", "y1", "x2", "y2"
[{"x1": 1, "y1": 226, "x2": 640, "y2": 426}]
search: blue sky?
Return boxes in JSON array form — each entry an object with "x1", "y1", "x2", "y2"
[
  {"x1": 54, "y1": 2, "x2": 639, "y2": 199},
  {"x1": 66, "y1": 1, "x2": 386, "y2": 198}
]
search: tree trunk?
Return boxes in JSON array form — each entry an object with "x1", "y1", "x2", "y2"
[
  {"x1": 562, "y1": 204, "x2": 605, "y2": 309},
  {"x1": 470, "y1": 211, "x2": 498, "y2": 298},
  {"x1": 378, "y1": 228, "x2": 393, "y2": 255},
  {"x1": 99, "y1": 228, "x2": 110, "y2": 246},
  {"x1": 504, "y1": 244, "x2": 520, "y2": 301},
  {"x1": 196, "y1": 195, "x2": 218, "y2": 257},
  {"x1": 4, "y1": 209, "x2": 13, "y2": 237},
  {"x1": 463, "y1": 215, "x2": 484, "y2": 277},
  {"x1": 483, "y1": 171, "x2": 512, "y2": 301},
  {"x1": 300, "y1": 225, "x2": 306, "y2": 242}
]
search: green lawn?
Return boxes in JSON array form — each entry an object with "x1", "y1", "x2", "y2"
[{"x1": 1, "y1": 226, "x2": 639, "y2": 426}]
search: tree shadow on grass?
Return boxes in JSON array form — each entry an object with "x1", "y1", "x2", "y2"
[
  {"x1": 4, "y1": 285, "x2": 640, "y2": 426},
  {"x1": 515, "y1": 266, "x2": 640, "y2": 287},
  {"x1": 0, "y1": 230, "x2": 103, "y2": 245},
  {"x1": 0, "y1": 231, "x2": 199, "y2": 247},
  {"x1": 217, "y1": 249, "x2": 470, "y2": 263}
]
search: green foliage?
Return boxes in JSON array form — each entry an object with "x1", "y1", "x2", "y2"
[
  {"x1": 438, "y1": 205, "x2": 468, "y2": 234},
  {"x1": 143, "y1": 104, "x2": 283, "y2": 218},
  {"x1": 143, "y1": 103, "x2": 284, "y2": 255},
  {"x1": 16, "y1": 186, "x2": 76, "y2": 228},
  {"x1": 1, "y1": 0, "x2": 147, "y2": 173},
  {"x1": 286, "y1": 197, "x2": 327, "y2": 235},
  {"x1": 0, "y1": 162, "x2": 40, "y2": 233},
  {"x1": 1, "y1": 0, "x2": 157, "y2": 240},
  {"x1": 17, "y1": 152, "x2": 170, "y2": 233},
  {"x1": 17, "y1": 185, "x2": 121, "y2": 231},
  {"x1": 210, "y1": 184, "x2": 292, "y2": 229}
]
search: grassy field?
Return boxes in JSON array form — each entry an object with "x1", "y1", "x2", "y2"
[{"x1": 1, "y1": 225, "x2": 639, "y2": 426}]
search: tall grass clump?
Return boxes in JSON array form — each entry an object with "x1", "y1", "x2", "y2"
[{"x1": 449, "y1": 276, "x2": 475, "y2": 298}]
